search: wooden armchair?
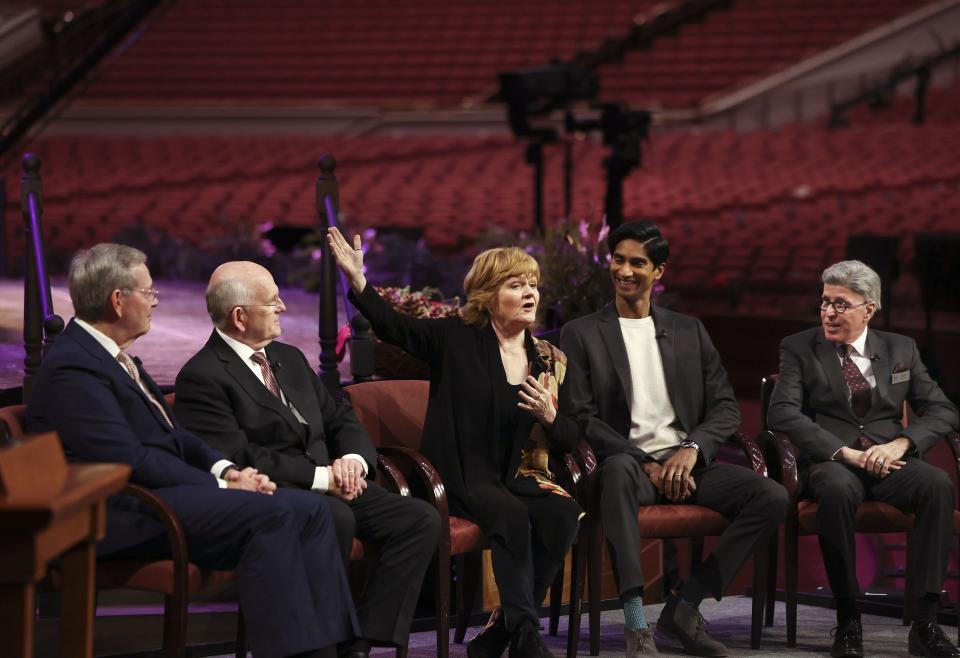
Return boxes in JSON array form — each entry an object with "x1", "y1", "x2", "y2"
[
  {"x1": 570, "y1": 433, "x2": 773, "y2": 656},
  {"x1": 344, "y1": 379, "x2": 585, "y2": 658},
  {"x1": 0, "y1": 403, "x2": 241, "y2": 658},
  {"x1": 758, "y1": 374, "x2": 960, "y2": 646}
]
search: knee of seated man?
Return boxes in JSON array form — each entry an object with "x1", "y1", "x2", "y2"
[
  {"x1": 809, "y1": 465, "x2": 862, "y2": 505},
  {"x1": 414, "y1": 498, "x2": 442, "y2": 542},
  {"x1": 600, "y1": 452, "x2": 640, "y2": 490},
  {"x1": 917, "y1": 467, "x2": 954, "y2": 502},
  {"x1": 752, "y1": 477, "x2": 789, "y2": 522}
]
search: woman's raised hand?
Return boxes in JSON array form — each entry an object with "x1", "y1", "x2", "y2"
[
  {"x1": 326, "y1": 227, "x2": 367, "y2": 294},
  {"x1": 518, "y1": 375, "x2": 557, "y2": 427}
]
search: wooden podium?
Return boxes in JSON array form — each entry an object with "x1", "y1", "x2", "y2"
[{"x1": 0, "y1": 433, "x2": 130, "y2": 658}]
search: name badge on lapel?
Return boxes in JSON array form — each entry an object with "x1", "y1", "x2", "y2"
[{"x1": 891, "y1": 367, "x2": 910, "y2": 385}]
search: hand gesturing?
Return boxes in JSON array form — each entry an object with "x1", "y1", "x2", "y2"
[{"x1": 326, "y1": 227, "x2": 367, "y2": 294}]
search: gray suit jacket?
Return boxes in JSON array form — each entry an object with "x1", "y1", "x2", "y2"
[
  {"x1": 559, "y1": 303, "x2": 740, "y2": 465},
  {"x1": 767, "y1": 326, "x2": 959, "y2": 463}
]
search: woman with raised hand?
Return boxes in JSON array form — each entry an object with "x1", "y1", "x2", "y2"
[{"x1": 328, "y1": 227, "x2": 583, "y2": 658}]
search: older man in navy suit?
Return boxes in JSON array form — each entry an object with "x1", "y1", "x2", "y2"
[
  {"x1": 26, "y1": 243, "x2": 359, "y2": 658},
  {"x1": 769, "y1": 260, "x2": 959, "y2": 658}
]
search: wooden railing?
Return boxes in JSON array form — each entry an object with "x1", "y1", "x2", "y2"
[
  {"x1": 20, "y1": 153, "x2": 63, "y2": 403},
  {"x1": 314, "y1": 155, "x2": 373, "y2": 393}
]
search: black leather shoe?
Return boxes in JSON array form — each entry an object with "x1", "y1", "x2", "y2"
[
  {"x1": 337, "y1": 639, "x2": 370, "y2": 658},
  {"x1": 909, "y1": 621, "x2": 960, "y2": 657},
  {"x1": 468, "y1": 608, "x2": 511, "y2": 658},
  {"x1": 829, "y1": 619, "x2": 863, "y2": 658},
  {"x1": 507, "y1": 620, "x2": 556, "y2": 658}
]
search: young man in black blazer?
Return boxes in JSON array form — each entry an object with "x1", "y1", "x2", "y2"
[
  {"x1": 560, "y1": 221, "x2": 787, "y2": 657},
  {"x1": 175, "y1": 261, "x2": 439, "y2": 658},
  {"x1": 768, "y1": 260, "x2": 959, "y2": 658}
]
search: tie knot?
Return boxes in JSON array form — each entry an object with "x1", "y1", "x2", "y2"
[
  {"x1": 840, "y1": 343, "x2": 854, "y2": 358},
  {"x1": 117, "y1": 351, "x2": 138, "y2": 380},
  {"x1": 250, "y1": 352, "x2": 269, "y2": 366}
]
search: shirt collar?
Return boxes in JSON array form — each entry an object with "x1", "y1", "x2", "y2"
[
  {"x1": 847, "y1": 326, "x2": 870, "y2": 358},
  {"x1": 74, "y1": 318, "x2": 122, "y2": 359},
  {"x1": 216, "y1": 327, "x2": 267, "y2": 363}
]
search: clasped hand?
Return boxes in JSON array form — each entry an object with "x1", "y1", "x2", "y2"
[
  {"x1": 644, "y1": 446, "x2": 699, "y2": 502},
  {"x1": 225, "y1": 466, "x2": 276, "y2": 494},
  {"x1": 328, "y1": 458, "x2": 368, "y2": 501},
  {"x1": 837, "y1": 437, "x2": 910, "y2": 478}
]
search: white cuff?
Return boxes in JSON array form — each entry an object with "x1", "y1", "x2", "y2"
[
  {"x1": 216, "y1": 475, "x2": 228, "y2": 488},
  {"x1": 211, "y1": 459, "x2": 236, "y2": 479},
  {"x1": 311, "y1": 466, "x2": 330, "y2": 492},
  {"x1": 341, "y1": 453, "x2": 369, "y2": 476}
]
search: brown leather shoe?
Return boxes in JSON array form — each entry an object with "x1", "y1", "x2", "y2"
[
  {"x1": 656, "y1": 594, "x2": 728, "y2": 657},
  {"x1": 625, "y1": 627, "x2": 660, "y2": 657}
]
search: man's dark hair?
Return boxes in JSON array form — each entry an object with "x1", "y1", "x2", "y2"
[{"x1": 607, "y1": 220, "x2": 669, "y2": 267}]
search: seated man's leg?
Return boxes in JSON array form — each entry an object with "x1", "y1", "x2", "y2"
[
  {"x1": 151, "y1": 485, "x2": 358, "y2": 658},
  {"x1": 869, "y1": 458, "x2": 960, "y2": 657},
  {"x1": 807, "y1": 461, "x2": 866, "y2": 619},
  {"x1": 680, "y1": 463, "x2": 788, "y2": 603},
  {"x1": 348, "y1": 482, "x2": 441, "y2": 647},
  {"x1": 599, "y1": 452, "x2": 659, "y2": 653},
  {"x1": 657, "y1": 463, "x2": 786, "y2": 658}
]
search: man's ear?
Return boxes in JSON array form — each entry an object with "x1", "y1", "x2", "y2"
[
  {"x1": 230, "y1": 306, "x2": 246, "y2": 332},
  {"x1": 108, "y1": 289, "x2": 125, "y2": 319},
  {"x1": 654, "y1": 262, "x2": 666, "y2": 280}
]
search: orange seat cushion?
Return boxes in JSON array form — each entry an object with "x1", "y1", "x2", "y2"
[
  {"x1": 450, "y1": 516, "x2": 487, "y2": 555},
  {"x1": 636, "y1": 505, "x2": 731, "y2": 538}
]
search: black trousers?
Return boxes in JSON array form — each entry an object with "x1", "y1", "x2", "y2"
[
  {"x1": 488, "y1": 492, "x2": 582, "y2": 632},
  {"x1": 326, "y1": 482, "x2": 441, "y2": 646},
  {"x1": 806, "y1": 457, "x2": 954, "y2": 601},
  {"x1": 600, "y1": 453, "x2": 788, "y2": 599},
  {"x1": 111, "y1": 487, "x2": 359, "y2": 658}
]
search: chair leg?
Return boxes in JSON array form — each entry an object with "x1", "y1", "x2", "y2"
[
  {"x1": 455, "y1": 552, "x2": 482, "y2": 644},
  {"x1": 902, "y1": 542, "x2": 912, "y2": 626},
  {"x1": 548, "y1": 552, "x2": 565, "y2": 636},
  {"x1": 235, "y1": 605, "x2": 247, "y2": 658},
  {"x1": 588, "y1": 526, "x2": 602, "y2": 656},
  {"x1": 395, "y1": 647, "x2": 407, "y2": 658},
  {"x1": 567, "y1": 540, "x2": 587, "y2": 658},
  {"x1": 162, "y1": 592, "x2": 187, "y2": 658},
  {"x1": 785, "y1": 524, "x2": 799, "y2": 648},
  {"x1": 750, "y1": 544, "x2": 768, "y2": 649},
  {"x1": 435, "y1": 549, "x2": 451, "y2": 658},
  {"x1": 765, "y1": 532, "x2": 778, "y2": 627}
]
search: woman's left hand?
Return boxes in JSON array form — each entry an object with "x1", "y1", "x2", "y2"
[{"x1": 518, "y1": 375, "x2": 556, "y2": 427}]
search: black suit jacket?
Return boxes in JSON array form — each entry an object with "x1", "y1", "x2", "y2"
[
  {"x1": 559, "y1": 303, "x2": 740, "y2": 465},
  {"x1": 174, "y1": 331, "x2": 377, "y2": 489},
  {"x1": 768, "y1": 326, "x2": 959, "y2": 463}
]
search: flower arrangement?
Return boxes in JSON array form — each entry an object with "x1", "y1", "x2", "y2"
[{"x1": 375, "y1": 286, "x2": 460, "y2": 319}]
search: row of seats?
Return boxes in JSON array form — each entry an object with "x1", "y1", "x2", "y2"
[{"x1": 78, "y1": 0, "x2": 930, "y2": 107}]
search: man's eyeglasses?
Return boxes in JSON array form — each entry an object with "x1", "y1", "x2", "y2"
[
  {"x1": 237, "y1": 296, "x2": 283, "y2": 309},
  {"x1": 819, "y1": 299, "x2": 868, "y2": 314},
  {"x1": 123, "y1": 287, "x2": 159, "y2": 301}
]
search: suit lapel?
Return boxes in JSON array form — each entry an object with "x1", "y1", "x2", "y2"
[
  {"x1": 210, "y1": 333, "x2": 305, "y2": 437},
  {"x1": 814, "y1": 330, "x2": 857, "y2": 421},
  {"x1": 597, "y1": 304, "x2": 633, "y2": 399},
  {"x1": 866, "y1": 330, "x2": 890, "y2": 414}
]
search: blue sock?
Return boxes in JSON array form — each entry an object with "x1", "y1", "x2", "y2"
[{"x1": 622, "y1": 589, "x2": 649, "y2": 631}]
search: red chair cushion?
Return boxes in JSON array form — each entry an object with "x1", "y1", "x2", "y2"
[
  {"x1": 636, "y1": 505, "x2": 731, "y2": 538},
  {"x1": 796, "y1": 500, "x2": 915, "y2": 535},
  {"x1": 450, "y1": 516, "x2": 487, "y2": 555}
]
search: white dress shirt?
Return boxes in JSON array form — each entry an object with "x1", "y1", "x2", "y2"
[
  {"x1": 74, "y1": 318, "x2": 235, "y2": 487},
  {"x1": 215, "y1": 328, "x2": 368, "y2": 492}
]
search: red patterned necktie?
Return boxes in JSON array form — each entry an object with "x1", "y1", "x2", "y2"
[
  {"x1": 117, "y1": 351, "x2": 173, "y2": 427},
  {"x1": 250, "y1": 352, "x2": 282, "y2": 399},
  {"x1": 840, "y1": 343, "x2": 872, "y2": 418}
]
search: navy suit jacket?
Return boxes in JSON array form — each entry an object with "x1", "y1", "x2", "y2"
[
  {"x1": 26, "y1": 320, "x2": 225, "y2": 488},
  {"x1": 559, "y1": 303, "x2": 740, "y2": 465},
  {"x1": 768, "y1": 326, "x2": 959, "y2": 463},
  {"x1": 173, "y1": 331, "x2": 377, "y2": 490}
]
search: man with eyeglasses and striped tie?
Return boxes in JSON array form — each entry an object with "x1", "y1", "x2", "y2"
[
  {"x1": 26, "y1": 243, "x2": 360, "y2": 658},
  {"x1": 174, "y1": 260, "x2": 439, "y2": 658},
  {"x1": 768, "y1": 259, "x2": 959, "y2": 658}
]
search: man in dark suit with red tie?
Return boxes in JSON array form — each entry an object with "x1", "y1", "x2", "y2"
[
  {"x1": 173, "y1": 260, "x2": 439, "y2": 658},
  {"x1": 768, "y1": 259, "x2": 960, "y2": 658},
  {"x1": 26, "y1": 243, "x2": 360, "y2": 658}
]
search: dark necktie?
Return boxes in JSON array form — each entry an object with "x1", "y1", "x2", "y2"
[
  {"x1": 117, "y1": 351, "x2": 173, "y2": 427},
  {"x1": 250, "y1": 352, "x2": 282, "y2": 399},
  {"x1": 840, "y1": 343, "x2": 872, "y2": 418}
]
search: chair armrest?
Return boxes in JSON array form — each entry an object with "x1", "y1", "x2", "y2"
[
  {"x1": 375, "y1": 445, "x2": 449, "y2": 520},
  {"x1": 376, "y1": 452, "x2": 410, "y2": 496},
  {"x1": 728, "y1": 431, "x2": 768, "y2": 477},
  {"x1": 120, "y1": 484, "x2": 190, "y2": 578},
  {"x1": 756, "y1": 431, "x2": 800, "y2": 505}
]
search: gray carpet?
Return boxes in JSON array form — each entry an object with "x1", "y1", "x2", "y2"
[{"x1": 375, "y1": 596, "x2": 951, "y2": 657}]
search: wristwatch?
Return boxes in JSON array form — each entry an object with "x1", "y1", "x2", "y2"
[{"x1": 679, "y1": 440, "x2": 701, "y2": 454}]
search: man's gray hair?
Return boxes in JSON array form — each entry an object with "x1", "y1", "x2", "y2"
[
  {"x1": 206, "y1": 278, "x2": 254, "y2": 329},
  {"x1": 821, "y1": 260, "x2": 882, "y2": 310},
  {"x1": 69, "y1": 243, "x2": 146, "y2": 321}
]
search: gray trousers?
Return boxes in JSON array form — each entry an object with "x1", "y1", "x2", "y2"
[
  {"x1": 600, "y1": 452, "x2": 787, "y2": 599},
  {"x1": 807, "y1": 457, "x2": 954, "y2": 600}
]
